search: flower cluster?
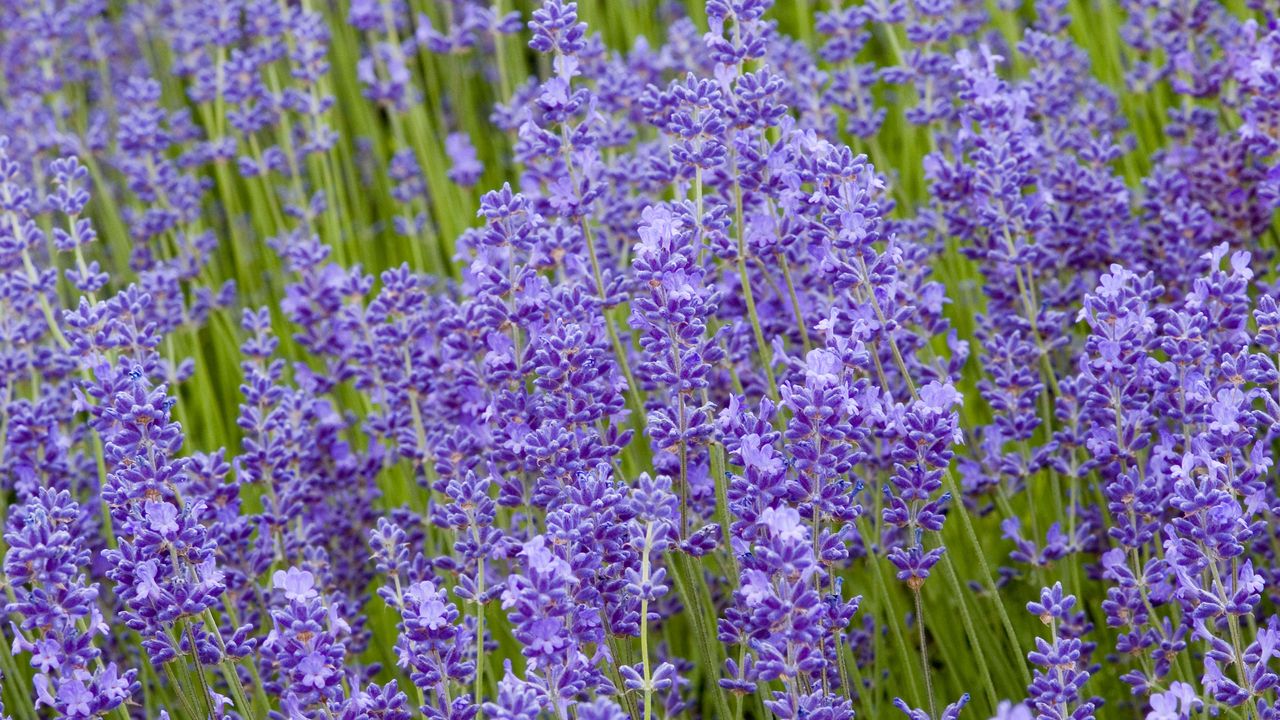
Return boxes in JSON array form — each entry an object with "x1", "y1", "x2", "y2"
[
  {"x1": 6, "y1": 1, "x2": 1280, "y2": 720},
  {"x1": 5, "y1": 489, "x2": 137, "y2": 718}
]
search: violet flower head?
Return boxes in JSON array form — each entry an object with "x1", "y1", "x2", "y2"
[
  {"x1": 446, "y1": 132, "x2": 484, "y2": 188},
  {"x1": 882, "y1": 381, "x2": 963, "y2": 588},
  {"x1": 5, "y1": 489, "x2": 139, "y2": 719},
  {"x1": 1025, "y1": 583, "x2": 1099, "y2": 720},
  {"x1": 261, "y1": 566, "x2": 354, "y2": 715}
]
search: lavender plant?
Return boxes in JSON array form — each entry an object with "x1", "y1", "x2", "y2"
[{"x1": 5, "y1": 0, "x2": 1280, "y2": 719}]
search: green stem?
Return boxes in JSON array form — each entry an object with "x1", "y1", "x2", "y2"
[
  {"x1": 710, "y1": 441, "x2": 740, "y2": 582},
  {"x1": 912, "y1": 587, "x2": 936, "y2": 720},
  {"x1": 0, "y1": 632, "x2": 38, "y2": 720},
  {"x1": 938, "y1": 552, "x2": 999, "y2": 710},
  {"x1": 475, "y1": 557, "x2": 487, "y2": 715},
  {"x1": 667, "y1": 551, "x2": 733, "y2": 720},
  {"x1": 861, "y1": 528, "x2": 925, "y2": 708},
  {"x1": 162, "y1": 661, "x2": 204, "y2": 720},
  {"x1": 733, "y1": 178, "x2": 778, "y2": 402},
  {"x1": 639, "y1": 522, "x2": 656, "y2": 720},
  {"x1": 943, "y1": 468, "x2": 1032, "y2": 687},
  {"x1": 777, "y1": 250, "x2": 811, "y2": 352}
]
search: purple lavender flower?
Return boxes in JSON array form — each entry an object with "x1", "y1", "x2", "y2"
[
  {"x1": 630, "y1": 202, "x2": 724, "y2": 530},
  {"x1": 896, "y1": 693, "x2": 971, "y2": 720},
  {"x1": 5, "y1": 489, "x2": 139, "y2": 719},
  {"x1": 260, "y1": 566, "x2": 355, "y2": 716},
  {"x1": 883, "y1": 381, "x2": 962, "y2": 588},
  {"x1": 446, "y1": 132, "x2": 484, "y2": 188},
  {"x1": 1025, "y1": 584, "x2": 1099, "y2": 720},
  {"x1": 500, "y1": 534, "x2": 609, "y2": 715},
  {"x1": 1146, "y1": 682, "x2": 1202, "y2": 720}
]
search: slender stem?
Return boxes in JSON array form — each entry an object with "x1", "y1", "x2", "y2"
[
  {"x1": 777, "y1": 250, "x2": 811, "y2": 352},
  {"x1": 184, "y1": 620, "x2": 218, "y2": 719},
  {"x1": 938, "y1": 552, "x2": 999, "y2": 709},
  {"x1": 911, "y1": 588, "x2": 937, "y2": 720},
  {"x1": 667, "y1": 551, "x2": 733, "y2": 720},
  {"x1": 162, "y1": 660, "x2": 204, "y2": 720},
  {"x1": 942, "y1": 468, "x2": 1032, "y2": 687},
  {"x1": 639, "y1": 522, "x2": 656, "y2": 720},
  {"x1": 0, "y1": 631, "x2": 38, "y2": 720},
  {"x1": 733, "y1": 177, "x2": 778, "y2": 402},
  {"x1": 201, "y1": 608, "x2": 269, "y2": 718},
  {"x1": 475, "y1": 557, "x2": 486, "y2": 715},
  {"x1": 859, "y1": 520, "x2": 925, "y2": 708},
  {"x1": 1208, "y1": 559, "x2": 1254, "y2": 720},
  {"x1": 709, "y1": 441, "x2": 740, "y2": 581}
]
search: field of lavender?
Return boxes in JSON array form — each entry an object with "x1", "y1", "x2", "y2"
[{"x1": 3, "y1": 0, "x2": 1279, "y2": 718}]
